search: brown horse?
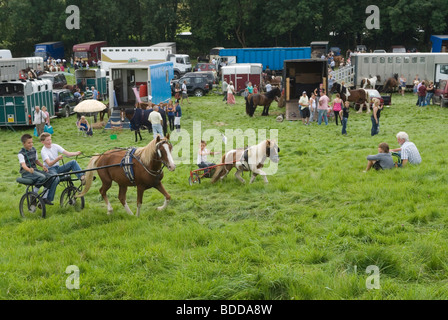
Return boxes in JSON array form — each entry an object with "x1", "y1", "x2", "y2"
[
  {"x1": 77, "y1": 135, "x2": 176, "y2": 216},
  {"x1": 331, "y1": 82, "x2": 370, "y2": 112},
  {"x1": 383, "y1": 73, "x2": 399, "y2": 94},
  {"x1": 246, "y1": 87, "x2": 282, "y2": 117}
]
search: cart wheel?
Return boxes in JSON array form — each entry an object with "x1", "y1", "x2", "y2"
[
  {"x1": 19, "y1": 192, "x2": 46, "y2": 219},
  {"x1": 188, "y1": 173, "x2": 201, "y2": 186},
  {"x1": 60, "y1": 186, "x2": 85, "y2": 211}
]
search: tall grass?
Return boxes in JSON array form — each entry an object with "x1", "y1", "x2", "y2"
[{"x1": 0, "y1": 91, "x2": 447, "y2": 300}]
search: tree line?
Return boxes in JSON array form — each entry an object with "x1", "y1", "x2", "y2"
[{"x1": 1, "y1": 0, "x2": 448, "y2": 58}]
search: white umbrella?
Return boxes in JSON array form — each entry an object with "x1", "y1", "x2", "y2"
[{"x1": 74, "y1": 100, "x2": 107, "y2": 113}]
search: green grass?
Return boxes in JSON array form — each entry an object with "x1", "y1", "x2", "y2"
[{"x1": 1, "y1": 91, "x2": 448, "y2": 300}]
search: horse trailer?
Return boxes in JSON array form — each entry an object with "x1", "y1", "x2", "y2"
[
  {"x1": 0, "y1": 49, "x2": 12, "y2": 59},
  {"x1": 0, "y1": 79, "x2": 54, "y2": 127},
  {"x1": 283, "y1": 59, "x2": 328, "y2": 121},
  {"x1": 352, "y1": 53, "x2": 448, "y2": 88},
  {"x1": 75, "y1": 69, "x2": 108, "y2": 98},
  {"x1": 108, "y1": 61, "x2": 174, "y2": 108},
  {"x1": 0, "y1": 58, "x2": 27, "y2": 82},
  {"x1": 221, "y1": 63, "x2": 263, "y2": 95}
]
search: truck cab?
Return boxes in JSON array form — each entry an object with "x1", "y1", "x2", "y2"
[{"x1": 167, "y1": 54, "x2": 192, "y2": 79}]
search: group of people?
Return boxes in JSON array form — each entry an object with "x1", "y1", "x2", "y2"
[
  {"x1": 364, "y1": 132, "x2": 422, "y2": 172},
  {"x1": 413, "y1": 75, "x2": 435, "y2": 106},
  {"x1": 18, "y1": 132, "x2": 85, "y2": 206}
]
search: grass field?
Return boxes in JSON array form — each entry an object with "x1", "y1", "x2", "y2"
[{"x1": 1, "y1": 90, "x2": 448, "y2": 300}]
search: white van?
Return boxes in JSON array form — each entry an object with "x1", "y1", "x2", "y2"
[{"x1": 0, "y1": 49, "x2": 13, "y2": 59}]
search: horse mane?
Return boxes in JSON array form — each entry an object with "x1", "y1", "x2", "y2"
[
  {"x1": 265, "y1": 87, "x2": 280, "y2": 99},
  {"x1": 134, "y1": 139, "x2": 158, "y2": 166}
]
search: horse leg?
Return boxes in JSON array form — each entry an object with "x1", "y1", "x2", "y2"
[
  {"x1": 99, "y1": 180, "x2": 114, "y2": 215},
  {"x1": 155, "y1": 183, "x2": 171, "y2": 211},
  {"x1": 235, "y1": 169, "x2": 246, "y2": 184},
  {"x1": 118, "y1": 185, "x2": 134, "y2": 216},
  {"x1": 138, "y1": 129, "x2": 143, "y2": 141},
  {"x1": 251, "y1": 169, "x2": 268, "y2": 184},
  {"x1": 136, "y1": 186, "x2": 145, "y2": 218}
]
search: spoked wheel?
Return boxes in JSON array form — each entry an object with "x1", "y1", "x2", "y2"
[
  {"x1": 60, "y1": 187, "x2": 85, "y2": 211},
  {"x1": 19, "y1": 192, "x2": 46, "y2": 219},
  {"x1": 188, "y1": 173, "x2": 201, "y2": 186}
]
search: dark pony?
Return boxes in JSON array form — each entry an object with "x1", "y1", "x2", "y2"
[
  {"x1": 126, "y1": 104, "x2": 144, "y2": 142},
  {"x1": 246, "y1": 87, "x2": 281, "y2": 117},
  {"x1": 77, "y1": 135, "x2": 176, "y2": 216},
  {"x1": 383, "y1": 73, "x2": 399, "y2": 94},
  {"x1": 331, "y1": 82, "x2": 370, "y2": 112}
]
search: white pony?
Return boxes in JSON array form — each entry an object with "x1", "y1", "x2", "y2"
[{"x1": 211, "y1": 140, "x2": 280, "y2": 184}]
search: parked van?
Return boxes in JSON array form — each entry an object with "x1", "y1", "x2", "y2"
[{"x1": 434, "y1": 79, "x2": 448, "y2": 107}]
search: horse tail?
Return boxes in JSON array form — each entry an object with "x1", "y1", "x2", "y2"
[
  {"x1": 245, "y1": 96, "x2": 251, "y2": 116},
  {"x1": 211, "y1": 155, "x2": 227, "y2": 183},
  {"x1": 249, "y1": 95, "x2": 255, "y2": 117},
  {"x1": 76, "y1": 156, "x2": 100, "y2": 197}
]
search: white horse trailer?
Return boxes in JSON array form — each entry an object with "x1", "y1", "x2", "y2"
[
  {"x1": 0, "y1": 58, "x2": 26, "y2": 82},
  {"x1": 352, "y1": 53, "x2": 448, "y2": 88}
]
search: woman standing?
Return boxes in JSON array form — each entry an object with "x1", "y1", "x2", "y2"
[
  {"x1": 371, "y1": 99, "x2": 383, "y2": 136},
  {"x1": 399, "y1": 75, "x2": 407, "y2": 96},
  {"x1": 227, "y1": 81, "x2": 236, "y2": 105},
  {"x1": 42, "y1": 106, "x2": 50, "y2": 126},
  {"x1": 331, "y1": 93, "x2": 343, "y2": 125},
  {"x1": 426, "y1": 81, "x2": 435, "y2": 106},
  {"x1": 167, "y1": 100, "x2": 176, "y2": 131}
]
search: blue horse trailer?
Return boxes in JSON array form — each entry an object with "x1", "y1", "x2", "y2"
[
  {"x1": 430, "y1": 35, "x2": 448, "y2": 53},
  {"x1": 218, "y1": 47, "x2": 312, "y2": 72},
  {"x1": 0, "y1": 79, "x2": 54, "y2": 127}
]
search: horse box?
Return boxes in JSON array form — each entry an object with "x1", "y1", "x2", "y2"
[{"x1": 221, "y1": 63, "x2": 263, "y2": 95}]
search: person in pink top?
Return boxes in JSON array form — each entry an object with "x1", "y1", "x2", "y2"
[
  {"x1": 317, "y1": 89, "x2": 329, "y2": 125},
  {"x1": 331, "y1": 93, "x2": 343, "y2": 125}
]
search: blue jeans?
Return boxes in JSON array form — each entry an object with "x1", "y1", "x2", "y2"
[
  {"x1": 152, "y1": 123, "x2": 164, "y2": 139},
  {"x1": 341, "y1": 117, "x2": 348, "y2": 135},
  {"x1": 418, "y1": 95, "x2": 426, "y2": 106},
  {"x1": 371, "y1": 116, "x2": 379, "y2": 136},
  {"x1": 426, "y1": 93, "x2": 434, "y2": 105},
  {"x1": 22, "y1": 170, "x2": 58, "y2": 202},
  {"x1": 49, "y1": 160, "x2": 83, "y2": 180},
  {"x1": 318, "y1": 109, "x2": 328, "y2": 125}
]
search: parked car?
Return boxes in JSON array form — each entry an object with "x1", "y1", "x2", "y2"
[
  {"x1": 189, "y1": 71, "x2": 217, "y2": 88},
  {"x1": 373, "y1": 49, "x2": 387, "y2": 53},
  {"x1": 39, "y1": 72, "x2": 67, "y2": 89},
  {"x1": 193, "y1": 63, "x2": 218, "y2": 79},
  {"x1": 434, "y1": 79, "x2": 448, "y2": 107},
  {"x1": 53, "y1": 89, "x2": 80, "y2": 117},
  {"x1": 356, "y1": 45, "x2": 367, "y2": 52},
  {"x1": 391, "y1": 45, "x2": 406, "y2": 53},
  {"x1": 172, "y1": 74, "x2": 210, "y2": 97},
  {"x1": 355, "y1": 89, "x2": 388, "y2": 110}
]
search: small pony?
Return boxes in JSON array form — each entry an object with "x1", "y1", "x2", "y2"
[{"x1": 211, "y1": 140, "x2": 280, "y2": 184}]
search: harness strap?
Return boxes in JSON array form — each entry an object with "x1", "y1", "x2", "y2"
[{"x1": 120, "y1": 148, "x2": 137, "y2": 185}]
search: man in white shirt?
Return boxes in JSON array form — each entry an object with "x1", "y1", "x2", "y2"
[
  {"x1": 149, "y1": 106, "x2": 164, "y2": 139},
  {"x1": 40, "y1": 132, "x2": 86, "y2": 185},
  {"x1": 181, "y1": 81, "x2": 190, "y2": 105},
  {"x1": 265, "y1": 82, "x2": 272, "y2": 93},
  {"x1": 390, "y1": 131, "x2": 422, "y2": 166},
  {"x1": 33, "y1": 106, "x2": 47, "y2": 137}
]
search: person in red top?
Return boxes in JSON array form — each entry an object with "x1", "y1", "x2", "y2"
[{"x1": 418, "y1": 81, "x2": 427, "y2": 107}]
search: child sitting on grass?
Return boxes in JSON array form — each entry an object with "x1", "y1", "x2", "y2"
[{"x1": 364, "y1": 142, "x2": 395, "y2": 172}]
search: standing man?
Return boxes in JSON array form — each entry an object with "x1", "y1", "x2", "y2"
[
  {"x1": 417, "y1": 81, "x2": 427, "y2": 107},
  {"x1": 317, "y1": 89, "x2": 329, "y2": 125},
  {"x1": 265, "y1": 81, "x2": 272, "y2": 93},
  {"x1": 222, "y1": 79, "x2": 228, "y2": 102},
  {"x1": 181, "y1": 80, "x2": 190, "y2": 105},
  {"x1": 92, "y1": 86, "x2": 99, "y2": 100},
  {"x1": 390, "y1": 132, "x2": 422, "y2": 166},
  {"x1": 33, "y1": 106, "x2": 47, "y2": 137},
  {"x1": 149, "y1": 106, "x2": 164, "y2": 139}
]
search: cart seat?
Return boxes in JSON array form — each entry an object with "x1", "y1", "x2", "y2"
[{"x1": 16, "y1": 177, "x2": 39, "y2": 186}]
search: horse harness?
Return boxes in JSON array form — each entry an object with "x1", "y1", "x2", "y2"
[
  {"x1": 120, "y1": 141, "x2": 171, "y2": 185},
  {"x1": 237, "y1": 146, "x2": 273, "y2": 171}
]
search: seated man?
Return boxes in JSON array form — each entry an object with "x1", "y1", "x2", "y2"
[
  {"x1": 390, "y1": 131, "x2": 422, "y2": 166},
  {"x1": 40, "y1": 133, "x2": 86, "y2": 185},
  {"x1": 364, "y1": 142, "x2": 395, "y2": 172}
]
